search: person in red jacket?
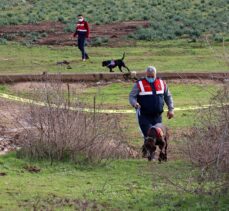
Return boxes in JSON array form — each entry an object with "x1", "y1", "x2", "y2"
[{"x1": 73, "y1": 15, "x2": 90, "y2": 61}]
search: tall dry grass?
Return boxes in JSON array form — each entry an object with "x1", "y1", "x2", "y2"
[
  {"x1": 180, "y1": 84, "x2": 229, "y2": 195},
  {"x1": 16, "y1": 80, "x2": 134, "y2": 164}
]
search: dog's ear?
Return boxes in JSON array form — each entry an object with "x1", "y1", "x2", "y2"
[{"x1": 147, "y1": 127, "x2": 157, "y2": 138}]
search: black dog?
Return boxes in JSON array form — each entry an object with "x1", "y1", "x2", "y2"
[
  {"x1": 102, "y1": 53, "x2": 130, "y2": 73},
  {"x1": 142, "y1": 123, "x2": 168, "y2": 162}
]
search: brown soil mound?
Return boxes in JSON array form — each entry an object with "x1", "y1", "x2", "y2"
[{"x1": 0, "y1": 21, "x2": 149, "y2": 46}]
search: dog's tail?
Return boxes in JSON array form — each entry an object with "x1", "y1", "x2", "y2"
[{"x1": 121, "y1": 52, "x2": 125, "y2": 60}]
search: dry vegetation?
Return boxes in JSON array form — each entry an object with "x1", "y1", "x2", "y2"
[
  {"x1": 1, "y1": 80, "x2": 137, "y2": 163},
  {"x1": 180, "y1": 85, "x2": 229, "y2": 195}
]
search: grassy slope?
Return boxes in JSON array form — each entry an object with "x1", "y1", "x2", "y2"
[
  {"x1": 0, "y1": 0, "x2": 228, "y2": 41},
  {"x1": 0, "y1": 153, "x2": 228, "y2": 210},
  {"x1": 0, "y1": 2, "x2": 228, "y2": 211},
  {"x1": 0, "y1": 36, "x2": 228, "y2": 211},
  {"x1": 0, "y1": 40, "x2": 228, "y2": 74}
]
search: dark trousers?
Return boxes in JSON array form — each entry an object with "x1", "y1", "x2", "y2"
[
  {"x1": 136, "y1": 110, "x2": 162, "y2": 140},
  {"x1": 77, "y1": 34, "x2": 88, "y2": 60}
]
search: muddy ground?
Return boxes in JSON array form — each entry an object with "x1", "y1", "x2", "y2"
[{"x1": 0, "y1": 20, "x2": 149, "y2": 46}]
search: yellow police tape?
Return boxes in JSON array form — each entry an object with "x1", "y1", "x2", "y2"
[{"x1": 0, "y1": 93, "x2": 228, "y2": 114}]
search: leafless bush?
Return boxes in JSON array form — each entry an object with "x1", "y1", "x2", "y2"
[
  {"x1": 16, "y1": 80, "x2": 134, "y2": 163},
  {"x1": 181, "y1": 84, "x2": 229, "y2": 194}
]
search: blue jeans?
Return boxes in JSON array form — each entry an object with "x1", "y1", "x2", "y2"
[
  {"x1": 136, "y1": 110, "x2": 162, "y2": 140},
  {"x1": 77, "y1": 34, "x2": 88, "y2": 60}
]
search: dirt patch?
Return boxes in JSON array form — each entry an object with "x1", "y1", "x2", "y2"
[
  {"x1": 0, "y1": 99, "x2": 28, "y2": 129},
  {"x1": 0, "y1": 57, "x2": 15, "y2": 61},
  {"x1": 0, "y1": 135, "x2": 19, "y2": 155},
  {"x1": 0, "y1": 20, "x2": 149, "y2": 46},
  {"x1": 0, "y1": 172, "x2": 7, "y2": 176},
  {"x1": 0, "y1": 100, "x2": 28, "y2": 154},
  {"x1": 19, "y1": 194, "x2": 108, "y2": 210},
  {"x1": 168, "y1": 79, "x2": 225, "y2": 85},
  {"x1": 10, "y1": 81, "x2": 88, "y2": 94},
  {"x1": 23, "y1": 165, "x2": 41, "y2": 173},
  {"x1": 8, "y1": 78, "x2": 225, "y2": 94},
  {"x1": 0, "y1": 72, "x2": 228, "y2": 84}
]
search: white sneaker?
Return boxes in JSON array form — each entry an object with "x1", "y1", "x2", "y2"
[{"x1": 82, "y1": 59, "x2": 86, "y2": 61}]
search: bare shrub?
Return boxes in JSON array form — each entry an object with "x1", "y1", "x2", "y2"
[
  {"x1": 181, "y1": 84, "x2": 229, "y2": 194},
  {"x1": 16, "y1": 80, "x2": 133, "y2": 164},
  {"x1": 150, "y1": 85, "x2": 229, "y2": 209}
]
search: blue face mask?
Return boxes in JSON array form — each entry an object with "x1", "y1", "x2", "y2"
[{"x1": 146, "y1": 77, "x2": 155, "y2": 83}]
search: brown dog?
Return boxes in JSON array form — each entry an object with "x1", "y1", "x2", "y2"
[{"x1": 143, "y1": 123, "x2": 168, "y2": 162}]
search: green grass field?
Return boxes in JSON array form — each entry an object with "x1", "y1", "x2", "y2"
[
  {"x1": 0, "y1": 39, "x2": 228, "y2": 210},
  {"x1": 77, "y1": 81, "x2": 220, "y2": 108},
  {"x1": 0, "y1": 40, "x2": 228, "y2": 74},
  {"x1": 0, "y1": 153, "x2": 228, "y2": 210},
  {"x1": 0, "y1": 0, "x2": 229, "y2": 208},
  {"x1": 0, "y1": 0, "x2": 228, "y2": 41},
  {"x1": 0, "y1": 88, "x2": 228, "y2": 210}
]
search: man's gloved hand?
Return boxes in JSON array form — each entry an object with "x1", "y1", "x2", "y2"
[
  {"x1": 167, "y1": 110, "x2": 174, "y2": 119},
  {"x1": 134, "y1": 102, "x2": 141, "y2": 109}
]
